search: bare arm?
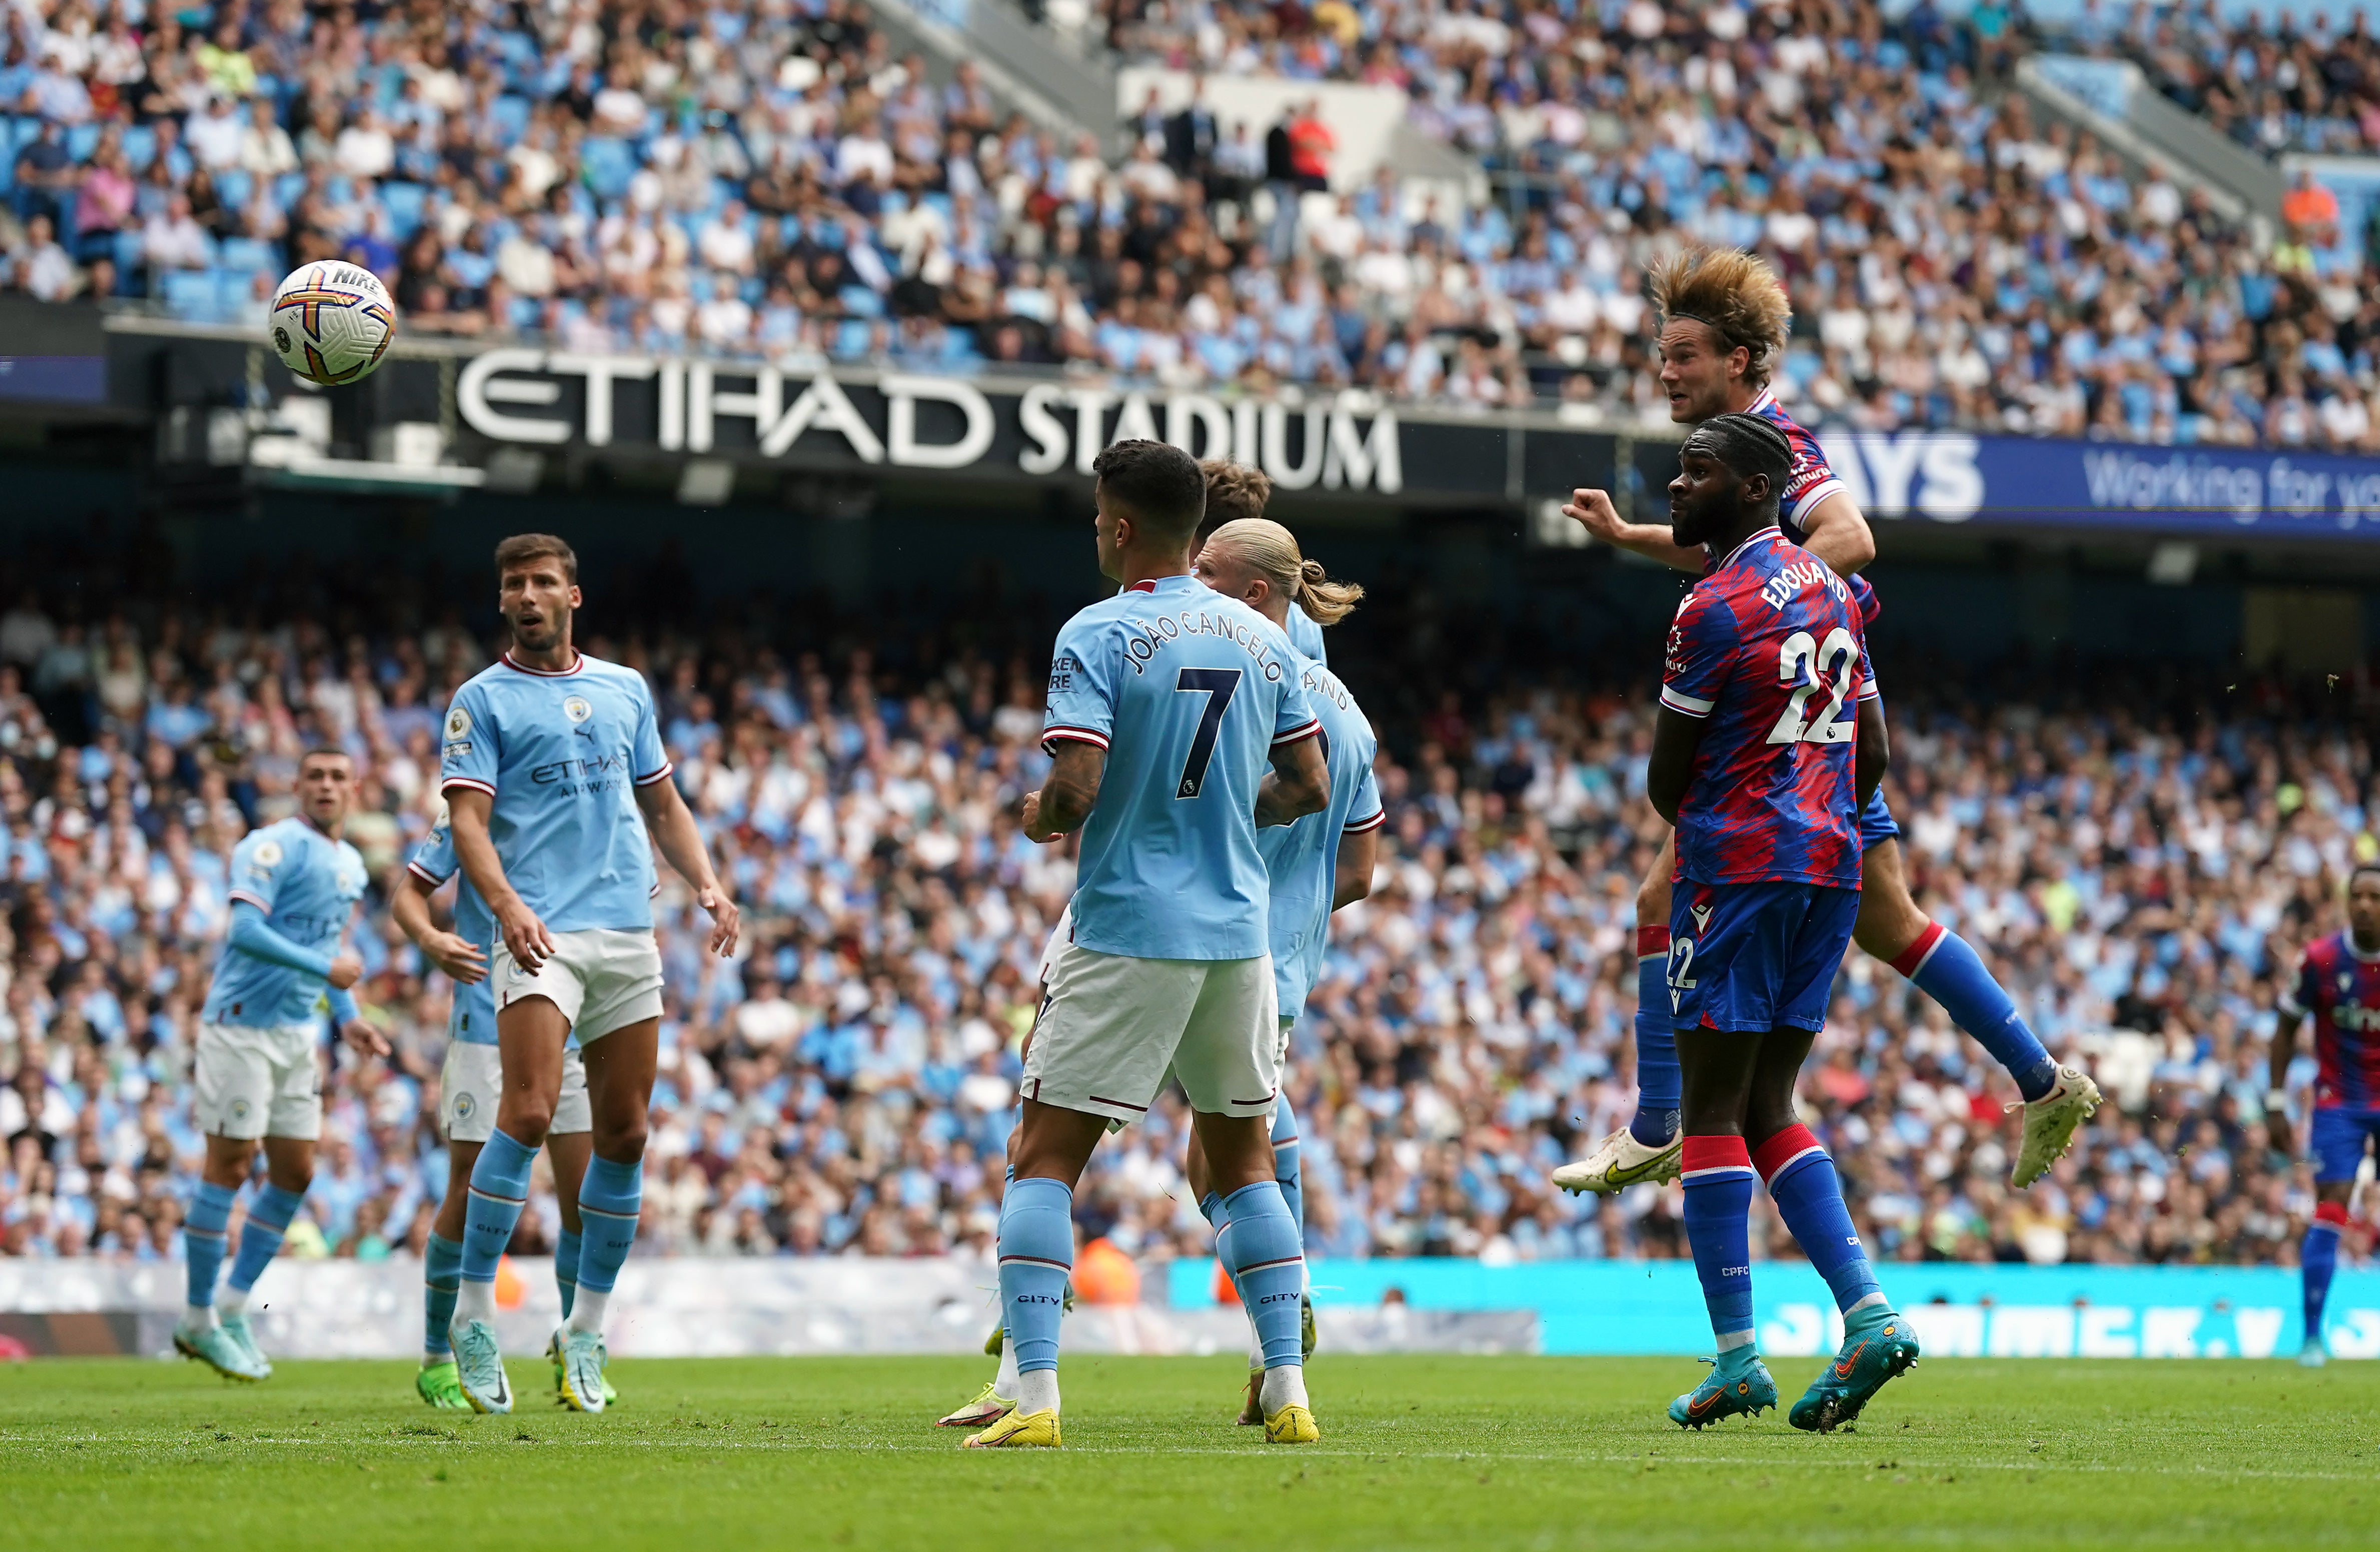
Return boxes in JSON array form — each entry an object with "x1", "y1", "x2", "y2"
[
  {"x1": 1855, "y1": 696, "x2": 1888, "y2": 808},
  {"x1": 1255, "y1": 733, "x2": 1329, "y2": 827},
  {"x1": 1796, "y1": 490, "x2": 1876, "y2": 575},
  {"x1": 1563, "y1": 487, "x2": 1705, "y2": 573},
  {"x1": 635, "y1": 775, "x2": 740, "y2": 957},
  {"x1": 1332, "y1": 826, "x2": 1379, "y2": 910},
  {"x1": 1645, "y1": 704, "x2": 1709, "y2": 828},
  {"x1": 2267, "y1": 1009, "x2": 2303, "y2": 1154},
  {"x1": 1022, "y1": 741, "x2": 1105, "y2": 842},
  {"x1": 391, "y1": 868, "x2": 488, "y2": 984},
  {"x1": 445, "y1": 786, "x2": 555, "y2": 971}
]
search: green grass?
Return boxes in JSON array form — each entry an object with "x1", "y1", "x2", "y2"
[{"x1": 1, "y1": 1355, "x2": 2374, "y2": 1549}]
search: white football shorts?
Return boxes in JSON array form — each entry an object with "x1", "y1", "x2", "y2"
[
  {"x1": 1023, "y1": 944, "x2": 1279, "y2": 1126},
  {"x1": 194, "y1": 1021, "x2": 322, "y2": 1141},
  {"x1": 491, "y1": 927, "x2": 663, "y2": 1043},
  {"x1": 440, "y1": 1041, "x2": 591, "y2": 1143}
]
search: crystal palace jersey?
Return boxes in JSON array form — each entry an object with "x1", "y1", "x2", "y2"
[
  {"x1": 438, "y1": 651, "x2": 673, "y2": 934},
  {"x1": 1661, "y1": 526, "x2": 1874, "y2": 889},
  {"x1": 1745, "y1": 387, "x2": 1847, "y2": 541},
  {"x1": 2281, "y1": 931, "x2": 2380, "y2": 1110},
  {"x1": 1042, "y1": 573, "x2": 1320, "y2": 962}
]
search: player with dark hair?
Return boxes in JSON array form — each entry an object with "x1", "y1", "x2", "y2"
[
  {"x1": 1560, "y1": 246, "x2": 2098, "y2": 1198},
  {"x1": 176, "y1": 748, "x2": 390, "y2": 1381},
  {"x1": 2268, "y1": 861, "x2": 2380, "y2": 1366},
  {"x1": 968, "y1": 440, "x2": 1330, "y2": 1448},
  {"x1": 1649, "y1": 414, "x2": 1917, "y2": 1431}
]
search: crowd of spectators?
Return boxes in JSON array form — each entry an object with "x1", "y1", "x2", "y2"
[
  {"x1": 0, "y1": 521, "x2": 2368, "y2": 1278},
  {"x1": 4, "y1": 1, "x2": 2380, "y2": 447}
]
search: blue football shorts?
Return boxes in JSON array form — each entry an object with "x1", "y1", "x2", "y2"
[
  {"x1": 2308, "y1": 1107, "x2": 2380, "y2": 1183},
  {"x1": 1668, "y1": 878, "x2": 1860, "y2": 1035},
  {"x1": 1857, "y1": 790, "x2": 1900, "y2": 852}
]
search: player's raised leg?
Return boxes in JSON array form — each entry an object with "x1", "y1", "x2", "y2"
[
  {"x1": 1854, "y1": 838, "x2": 2098, "y2": 1185},
  {"x1": 1555, "y1": 846, "x2": 1683, "y2": 1193}
]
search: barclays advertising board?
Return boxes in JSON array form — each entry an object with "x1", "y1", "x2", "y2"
[
  {"x1": 1815, "y1": 431, "x2": 2380, "y2": 538},
  {"x1": 1174, "y1": 1259, "x2": 2380, "y2": 1358}
]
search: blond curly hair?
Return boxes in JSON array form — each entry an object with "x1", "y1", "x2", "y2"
[{"x1": 1649, "y1": 247, "x2": 1793, "y2": 390}]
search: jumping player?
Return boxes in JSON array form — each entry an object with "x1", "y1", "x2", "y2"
[
  {"x1": 392, "y1": 803, "x2": 613, "y2": 1410},
  {"x1": 1651, "y1": 413, "x2": 1917, "y2": 1431},
  {"x1": 441, "y1": 533, "x2": 739, "y2": 1414},
  {"x1": 2268, "y1": 863, "x2": 2380, "y2": 1366},
  {"x1": 177, "y1": 748, "x2": 390, "y2": 1380},
  {"x1": 967, "y1": 440, "x2": 1329, "y2": 1449},
  {"x1": 1558, "y1": 246, "x2": 2098, "y2": 1195}
]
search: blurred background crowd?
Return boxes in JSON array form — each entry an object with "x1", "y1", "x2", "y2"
[
  {"x1": 0, "y1": 519, "x2": 2366, "y2": 1275},
  {"x1": 6, "y1": 0, "x2": 2380, "y2": 445}
]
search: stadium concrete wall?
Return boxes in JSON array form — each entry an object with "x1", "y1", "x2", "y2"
[{"x1": 3, "y1": 1258, "x2": 2371, "y2": 1360}]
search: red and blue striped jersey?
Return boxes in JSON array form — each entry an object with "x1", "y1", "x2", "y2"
[
  {"x1": 1745, "y1": 388, "x2": 1847, "y2": 541},
  {"x1": 1661, "y1": 526, "x2": 1873, "y2": 889},
  {"x1": 2281, "y1": 932, "x2": 2380, "y2": 1110}
]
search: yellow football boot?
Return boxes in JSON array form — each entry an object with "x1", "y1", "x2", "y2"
[{"x1": 963, "y1": 1408, "x2": 1061, "y2": 1448}]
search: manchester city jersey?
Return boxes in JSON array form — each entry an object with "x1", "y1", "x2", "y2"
[
  {"x1": 204, "y1": 816, "x2": 367, "y2": 1027},
  {"x1": 1285, "y1": 604, "x2": 1328, "y2": 666},
  {"x1": 1257, "y1": 649, "x2": 1383, "y2": 1021},
  {"x1": 438, "y1": 651, "x2": 673, "y2": 933},
  {"x1": 407, "y1": 819, "x2": 498, "y2": 1046},
  {"x1": 1042, "y1": 574, "x2": 1320, "y2": 961}
]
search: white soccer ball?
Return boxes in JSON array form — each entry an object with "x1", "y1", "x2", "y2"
[{"x1": 268, "y1": 261, "x2": 397, "y2": 386}]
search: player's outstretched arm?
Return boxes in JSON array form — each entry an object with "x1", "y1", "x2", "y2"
[
  {"x1": 1021, "y1": 742, "x2": 1104, "y2": 843},
  {"x1": 227, "y1": 899, "x2": 363, "y2": 989},
  {"x1": 1855, "y1": 697, "x2": 1889, "y2": 808},
  {"x1": 2266, "y1": 1008, "x2": 2303, "y2": 1155},
  {"x1": 1332, "y1": 826, "x2": 1380, "y2": 910},
  {"x1": 390, "y1": 868, "x2": 488, "y2": 985},
  {"x1": 1563, "y1": 487, "x2": 1705, "y2": 572},
  {"x1": 636, "y1": 775, "x2": 741, "y2": 958},
  {"x1": 1645, "y1": 705, "x2": 1710, "y2": 827},
  {"x1": 447, "y1": 786, "x2": 554, "y2": 972},
  {"x1": 1255, "y1": 734, "x2": 1329, "y2": 827},
  {"x1": 1795, "y1": 490, "x2": 1876, "y2": 576}
]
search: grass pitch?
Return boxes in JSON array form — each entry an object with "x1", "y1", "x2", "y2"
[{"x1": 2, "y1": 1354, "x2": 2373, "y2": 1550}]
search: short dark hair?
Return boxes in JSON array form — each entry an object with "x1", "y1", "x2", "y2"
[
  {"x1": 494, "y1": 532, "x2": 578, "y2": 584},
  {"x1": 1093, "y1": 440, "x2": 1206, "y2": 544},
  {"x1": 1689, "y1": 412, "x2": 1793, "y2": 495},
  {"x1": 299, "y1": 746, "x2": 352, "y2": 771},
  {"x1": 2350, "y1": 861, "x2": 2380, "y2": 891}
]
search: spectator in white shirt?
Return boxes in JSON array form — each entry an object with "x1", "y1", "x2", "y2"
[
  {"x1": 334, "y1": 109, "x2": 397, "y2": 180},
  {"x1": 13, "y1": 215, "x2": 82, "y2": 301},
  {"x1": 239, "y1": 97, "x2": 299, "y2": 178},
  {"x1": 697, "y1": 200, "x2": 757, "y2": 276},
  {"x1": 186, "y1": 95, "x2": 246, "y2": 172},
  {"x1": 694, "y1": 273, "x2": 755, "y2": 352},
  {"x1": 141, "y1": 196, "x2": 211, "y2": 272}
]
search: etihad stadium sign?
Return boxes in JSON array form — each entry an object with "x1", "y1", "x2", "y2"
[{"x1": 453, "y1": 350, "x2": 1408, "y2": 494}]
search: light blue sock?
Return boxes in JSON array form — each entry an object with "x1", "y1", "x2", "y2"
[
  {"x1": 574, "y1": 1156, "x2": 643, "y2": 1298},
  {"x1": 184, "y1": 1181, "x2": 236, "y2": 1311},
  {"x1": 1632, "y1": 928, "x2": 1680, "y2": 1144},
  {"x1": 424, "y1": 1232, "x2": 463, "y2": 1359},
  {"x1": 461, "y1": 1129, "x2": 537, "y2": 1286},
  {"x1": 1219, "y1": 1180, "x2": 1305, "y2": 1369},
  {"x1": 1198, "y1": 1191, "x2": 1226, "y2": 1230},
  {"x1": 555, "y1": 1228, "x2": 581, "y2": 1318},
  {"x1": 227, "y1": 1184, "x2": 306, "y2": 1295},
  {"x1": 997, "y1": 1177, "x2": 1075, "y2": 1374},
  {"x1": 1270, "y1": 1097, "x2": 1304, "y2": 1230},
  {"x1": 1900, "y1": 924, "x2": 2057, "y2": 1101}
]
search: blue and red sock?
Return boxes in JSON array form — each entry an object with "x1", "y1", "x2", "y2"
[
  {"x1": 1755, "y1": 1124, "x2": 1883, "y2": 1316},
  {"x1": 1894, "y1": 921, "x2": 2057, "y2": 1101},
  {"x1": 2304, "y1": 1201, "x2": 2348, "y2": 1346},
  {"x1": 1681, "y1": 1135, "x2": 1758, "y2": 1347},
  {"x1": 1632, "y1": 927, "x2": 1680, "y2": 1146}
]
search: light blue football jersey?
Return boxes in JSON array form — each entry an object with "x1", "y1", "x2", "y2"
[
  {"x1": 1257, "y1": 650, "x2": 1383, "y2": 1021},
  {"x1": 406, "y1": 819, "x2": 497, "y2": 1047},
  {"x1": 1043, "y1": 573, "x2": 1319, "y2": 961},
  {"x1": 437, "y1": 651, "x2": 672, "y2": 934},
  {"x1": 1285, "y1": 604, "x2": 1327, "y2": 666},
  {"x1": 204, "y1": 816, "x2": 367, "y2": 1028}
]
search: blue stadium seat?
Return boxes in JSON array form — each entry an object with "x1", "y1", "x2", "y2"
[
  {"x1": 272, "y1": 171, "x2": 305, "y2": 208},
  {"x1": 66, "y1": 122, "x2": 101, "y2": 162},
  {"x1": 380, "y1": 180, "x2": 426, "y2": 237},
  {"x1": 112, "y1": 228, "x2": 143, "y2": 276},
  {"x1": 490, "y1": 95, "x2": 532, "y2": 145},
  {"x1": 160, "y1": 269, "x2": 219, "y2": 321},
  {"x1": 214, "y1": 169, "x2": 252, "y2": 210},
  {"x1": 219, "y1": 237, "x2": 275, "y2": 277},
  {"x1": 582, "y1": 138, "x2": 635, "y2": 200}
]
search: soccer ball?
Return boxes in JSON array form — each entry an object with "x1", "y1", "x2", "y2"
[{"x1": 269, "y1": 261, "x2": 397, "y2": 386}]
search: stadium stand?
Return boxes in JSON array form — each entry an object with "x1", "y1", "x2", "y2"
[
  {"x1": 0, "y1": 523, "x2": 2363, "y2": 1273},
  {"x1": 2, "y1": 0, "x2": 2377, "y2": 447}
]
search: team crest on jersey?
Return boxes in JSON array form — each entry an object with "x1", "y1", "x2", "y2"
[
  {"x1": 446, "y1": 706, "x2": 472, "y2": 740},
  {"x1": 251, "y1": 840, "x2": 283, "y2": 868},
  {"x1": 563, "y1": 695, "x2": 593, "y2": 723},
  {"x1": 2343, "y1": 973, "x2": 2356, "y2": 992}
]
